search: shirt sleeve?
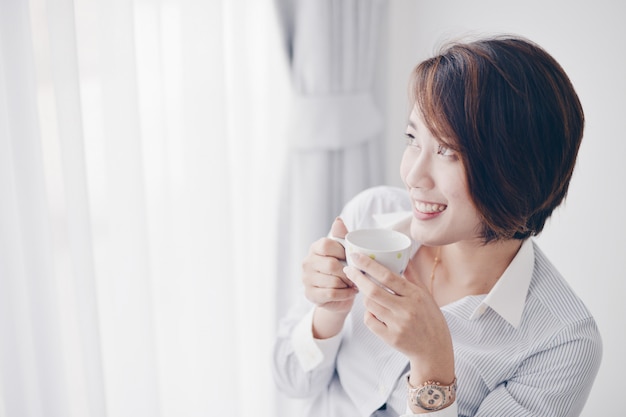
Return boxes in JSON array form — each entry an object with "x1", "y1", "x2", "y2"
[
  {"x1": 475, "y1": 317, "x2": 602, "y2": 417},
  {"x1": 291, "y1": 307, "x2": 342, "y2": 372},
  {"x1": 272, "y1": 298, "x2": 342, "y2": 399}
]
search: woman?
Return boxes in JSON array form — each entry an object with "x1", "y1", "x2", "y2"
[{"x1": 273, "y1": 36, "x2": 602, "y2": 416}]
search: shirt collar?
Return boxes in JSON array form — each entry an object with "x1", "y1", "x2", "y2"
[
  {"x1": 373, "y1": 211, "x2": 535, "y2": 329},
  {"x1": 468, "y1": 238, "x2": 534, "y2": 328}
]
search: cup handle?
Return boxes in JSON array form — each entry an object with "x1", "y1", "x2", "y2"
[
  {"x1": 329, "y1": 236, "x2": 346, "y2": 246},
  {"x1": 330, "y1": 236, "x2": 396, "y2": 295}
]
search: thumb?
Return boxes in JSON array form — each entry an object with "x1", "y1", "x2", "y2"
[{"x1": 330, "y1": 217, "x2": 349, "y2": 239}]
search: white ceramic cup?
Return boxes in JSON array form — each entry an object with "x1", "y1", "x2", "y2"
[{"x1": 332, "y1": 228, "x2": 413, "y2": 276}]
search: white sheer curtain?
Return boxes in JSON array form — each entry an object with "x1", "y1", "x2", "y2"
[{"x1": 0, "y1": 0, "x2": 289, "y2": 416}]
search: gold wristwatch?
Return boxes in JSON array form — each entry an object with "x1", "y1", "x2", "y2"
[{"x1": 407, "y1": 375, "x2": 457, "y2": 411}]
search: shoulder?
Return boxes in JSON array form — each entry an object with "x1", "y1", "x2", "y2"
[
  {"x1": 339, "y1": 186, "x2": 410, "y2": 230},
  {"x1": 523, "y1": 242, "x2": 602, "y2": 348},
  {"x1": 511, "y1": 243, "x2": 603, "y2": 391},
  {"x1": 528, "y1": 242, "x2": 597, "y2": 325}
]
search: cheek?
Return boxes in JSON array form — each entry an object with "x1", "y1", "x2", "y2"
[
  {"x1": 448, "y1": 186, "x2": 468, "y2": 201},
  {"x1": 450, "y1": 184, "x2": 483, "y2": 223},
  {"x1": 444, "y1": 172, "x2": 480, "y2": 216},
  {"x1": 447, "y1": 168, "x2": 471, "y2": 200}
]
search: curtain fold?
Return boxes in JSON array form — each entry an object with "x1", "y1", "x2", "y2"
[
  {"x1": 0, "y1": 1, "x2": 71, "y2": 415},
  {"x1": 275, "y1": 0, "x2": 387, "y2": 321},
  {"x1": 46, "y1": 0, "x2": 107, "y2": 415},
  {"x1": 0, "y1": 0, "x2": 289, "y2": 416}
]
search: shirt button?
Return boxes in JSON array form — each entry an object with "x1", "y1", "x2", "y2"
[{"x1": 377, "y1": 384, "x2": 386, "y2": 395}]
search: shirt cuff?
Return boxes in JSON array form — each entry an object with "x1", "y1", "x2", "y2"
[
  {"x1": 400, "y1": 401, "x2": 458, "y2": 417},
  {"x1": 290, "y1": 307, "x2": 343, "y2": 372}
]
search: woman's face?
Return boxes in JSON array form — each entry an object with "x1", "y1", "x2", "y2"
[{"x1": 400, "y1": 107, "x2": 484, "y2": 246}]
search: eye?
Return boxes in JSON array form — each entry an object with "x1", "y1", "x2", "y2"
[
  {"x1": 436, "y1": 144, "x2": 457, "y2": 159},
  {"x1": 405, "y1": 133, "x2": 420, "y2": 148}
]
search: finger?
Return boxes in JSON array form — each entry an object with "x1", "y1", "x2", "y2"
[
  {"x1": 344, "y1": 269, "x2": 400, "y2": 332},
  {"x1": 305, "y1": 285, "x2": 358, "y2": 305},
  {"x1": 363, "y1": 310, "x2": 389, "y2": 337},
  {"x1": 345, "y1": 266, "x2": 415, "y2": 330},
  {"x1": 303, "y1": 248, "x2": 355, "y2": 289},
  {"x1": 310, "y1": 217, "x2": 349, "y2": 260},
  {"x1": 304, "y1": 269, "x2": 351, "y2": 290},
  {"x1": 329, "y1": 217, "x2": 349, "y2": 239},
  {"x1": 304, "y1": 255, "x2": 350, "y2": 284},
  {"x1": 344, "y1": 266, "x2": 395, "y2": 299},
  {"x1": 311, "y1": 237, "x2": 347, "y2": 262},
  {"x1": 348, "y1": 253, "x2": 410, "y2": 297},
  {"x1": 361, "y1": 288, "x2": 393, "y2": 323},
  {"x1": 306, "y1": 285, "x2": 358, "y2": 301}
]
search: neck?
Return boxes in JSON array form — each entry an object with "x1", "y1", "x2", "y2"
[{"x1": 438, "y1": 239, "x2": 524, "y2": 293}]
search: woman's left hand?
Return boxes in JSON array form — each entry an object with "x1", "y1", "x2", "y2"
[{"x1": 344, "y1": 252, "x2": 455, "y2": 381}]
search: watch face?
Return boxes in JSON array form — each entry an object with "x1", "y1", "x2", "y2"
[{"x1": 417, "y1": 385, "x2": 446, "y2": 410}]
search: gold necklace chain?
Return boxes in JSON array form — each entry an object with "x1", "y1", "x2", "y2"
[{"x1": 429, "y1": 246, "x2": 442, "y2": 295}]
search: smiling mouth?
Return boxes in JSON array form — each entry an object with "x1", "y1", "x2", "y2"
[{"x1": 415, "y1": 201, "x2": 447, "y2": 214}]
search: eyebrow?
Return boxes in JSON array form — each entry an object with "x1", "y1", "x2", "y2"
[{"x1": 407, "y1": 119, "x2": 417, "y2": 130}]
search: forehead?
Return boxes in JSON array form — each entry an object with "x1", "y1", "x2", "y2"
[
  {"x1": 406, "y1": 107, "x2": 437, "y2": 139},
  {"x1": 406, "y1": 106, "x2": 425, "y2": 131}
]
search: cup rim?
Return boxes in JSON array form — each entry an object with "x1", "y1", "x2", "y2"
[{"x1": 345, "y1": 228, "x2": 412, "y2": 253}]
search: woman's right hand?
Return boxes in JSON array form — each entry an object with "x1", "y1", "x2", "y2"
[{"x1": 302, "y1": 218, "x2": 358, "y2": 338}]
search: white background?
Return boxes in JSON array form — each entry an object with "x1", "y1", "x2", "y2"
[{"x1": 378, "y1": 1, "x2": 626, "y2": 415}]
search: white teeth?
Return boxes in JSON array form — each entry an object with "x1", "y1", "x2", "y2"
[{"x1": 415, "y1": 201, "x2": 446, "y2": 213}]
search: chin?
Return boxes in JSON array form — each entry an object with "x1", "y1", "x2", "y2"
[{"x1": 409, "y1": 222, "x2": 437, "y2": 246}]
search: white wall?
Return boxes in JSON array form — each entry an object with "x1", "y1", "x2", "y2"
[{"x1": 381, "y1": 1, "x2": 626, "y2": 415}]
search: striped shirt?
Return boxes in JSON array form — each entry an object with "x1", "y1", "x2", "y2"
[{"x1": 273, "y1": 186, "x2": 602, "y2": 417}]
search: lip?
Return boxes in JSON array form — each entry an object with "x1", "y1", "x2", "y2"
[
  {"x1": 412, "y1": 199, "x2": 447, "y2": 220},
  {"x1": 413, "y1": 207, "x2": 443, "y2": 221}
]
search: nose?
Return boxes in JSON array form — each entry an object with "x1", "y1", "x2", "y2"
[{"x1": 401, "y1": 147, "x2": 434, "y2": 190}]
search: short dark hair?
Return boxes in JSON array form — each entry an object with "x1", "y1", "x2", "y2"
[{"x1": 411, "y1": 36, "x2": 584, "y2": 242}]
